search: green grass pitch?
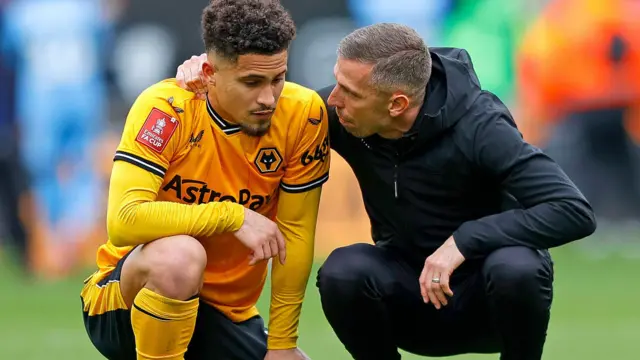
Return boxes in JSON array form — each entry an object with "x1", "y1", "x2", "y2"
[{"x1": 1, "y1": 239, "x2": 639, "y2": 359}]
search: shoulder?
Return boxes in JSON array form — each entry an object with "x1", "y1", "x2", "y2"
[
  {"x1": 132, "y1": 78, "x2": 201, "y2": 126},
  {"x1": 138, "y1": 78, "x2": 199, "y2": 107},
  {"x1": 277, "y1": 82, "x2": 324, "y2": 113},
  {"x1": 275, "y1": 82, "x2": 328, "y2": 137},
  {"x1": 123, "y1": 79, "x2": 200, "y2": 147},
  {"x1": 452, "y1": 91, "x2": 522, "y2": 161}
]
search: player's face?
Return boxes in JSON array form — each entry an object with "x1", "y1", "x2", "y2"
[
  {"x1": 327, "y1": 57, "x2": 391, "y2": 138},
  {"x1": 205, "y1": 51, "x2": 288, "y2": 137}
]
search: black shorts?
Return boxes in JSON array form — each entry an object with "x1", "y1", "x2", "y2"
[{"x1": 80, "y1": 250, "x2": 267, "y2": 360}]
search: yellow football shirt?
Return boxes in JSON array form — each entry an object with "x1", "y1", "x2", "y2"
[{"x1": 91, "y1": 79, "x2": 330, "y2": 348}]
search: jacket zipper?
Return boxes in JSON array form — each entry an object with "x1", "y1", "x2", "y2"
[
  {"x1": 394, "y1": 164, "x2": 398, "y2": 199},
  {"x1": 394, "y1": 148, "x2": 400, "y2": 199}
]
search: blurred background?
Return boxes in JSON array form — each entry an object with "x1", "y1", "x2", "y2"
[{"x1": 0, "y1": 0, "x2": 639, "y2": 358}]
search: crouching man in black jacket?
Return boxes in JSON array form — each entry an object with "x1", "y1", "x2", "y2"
[{"x1": 175, "y1": 23, "x2": 596, "y2": 360}]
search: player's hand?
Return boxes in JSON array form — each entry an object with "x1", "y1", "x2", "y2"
[
  {"x1": 265, "y1": 348, "x2": 311, "y2": 360},
  {"x1": 175, "y1": 53, "x2": 208, "y2": 99},
  {"x1": 419, "y1": 236, "x2": 465, "y2": 309},
  {"x1": 234, "y1": 207, "x2": 286, "y2": 266}
]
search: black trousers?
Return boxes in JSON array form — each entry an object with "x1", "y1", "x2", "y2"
[{"x1": 316, "y1": 243, "x2": 554, "y2": 360}]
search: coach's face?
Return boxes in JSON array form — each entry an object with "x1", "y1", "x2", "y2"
[
  {"x1": 203, "y1": 51, "x2": 288, "y2": 136},
  {"x1": 328, "y1": 57, "x2": 391, "y2": 138}
]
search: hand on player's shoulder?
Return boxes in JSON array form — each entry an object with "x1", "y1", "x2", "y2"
[{"x1": 175, "y1": 53, "x2": 208, "y2": 99}]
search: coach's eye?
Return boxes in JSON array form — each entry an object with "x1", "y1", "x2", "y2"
[
  {"x1": 272, "y1": 77, "x2": 284, "y2": 84},
  {"x1": 244, "y1": 81, "x2": 259, "y2": 87}
]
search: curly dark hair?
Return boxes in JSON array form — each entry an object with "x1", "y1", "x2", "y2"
[{"x1": 201, "y1": 0, "x2": 296, "y2": 62}]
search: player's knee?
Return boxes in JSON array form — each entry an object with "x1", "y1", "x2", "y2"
[
  {"x1": 482, "y1": 247, "x2": 553, "y2": 305},
  {"x1": 317, "y1": 243, "x2": 378, "y2": 293},
  {"x1": 142, "y1": 235, "x2": 207, "y2": 299}
]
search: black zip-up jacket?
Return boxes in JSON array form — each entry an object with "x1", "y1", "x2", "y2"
[{"x1": 317, "y1": 47, "x2": 597, "y2": 263}]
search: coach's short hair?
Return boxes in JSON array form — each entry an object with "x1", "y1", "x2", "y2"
[
  {"x1": 201, "y1": 0, "x2": 296, "y2": 62},
  {"x1": 338, "y1": 23, "x2": 431, "y2": 99}
]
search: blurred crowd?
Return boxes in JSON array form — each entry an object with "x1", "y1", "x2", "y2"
[{"x1": 1, "y1": 0, "x2": 639, "y2": 278}]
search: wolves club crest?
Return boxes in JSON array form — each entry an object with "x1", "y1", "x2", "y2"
[{"x1": 254, "y1": 147, "x2": 283, "y2": 174}]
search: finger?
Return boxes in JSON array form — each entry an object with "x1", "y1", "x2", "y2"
[
  {"x1": 275, "y1": 229, "x2": 286, "y2": 265},
  {"x1": 432, "y1": 276, "x2": 448, "y2": 307},
  {"x1": 194, "y1": 65, "x2": 207, "y2": 94},
  {"x1": 418, "y1": 268, "x2": 427, "y2": 302},
  {"x1": 249, "y1": 246, "x2": 264, "y2": 266},
  {"x1": 176, "y1": 63, "x2": 184, "y2": 82},
  {"x1": 262, "y1": 242, "x2": 273, "y2": 260},
  {"x1": 189, "y1": 56, "x2": 206, "y2": 94},
  {"x1": 180, "y1": 67, "x2": 196, "y2": 93},
  {"x1": 427, "y1": 271, "x2": 443, "y2": 309},
  {"x1": 188, "y1": 66, "x2": 204, "y2": 94},
  {"x1": 419, "y1": 266, "x2": 431, "y2": 303},
  {"x1": 268, "y1": 237, "x2": 279, "y2": 261},
  {"x1": 441, "y1": 272, "x2": 454, "y2": 297},
  {"x1": 176, "y1": 65, "x2": 185, "y2": 84},
  {"x1": 186, "y1": 63, "x2": 199, "y2": 93},
  {"x1": 427, "y1": 286, "x2": 441, "y2": 309}
]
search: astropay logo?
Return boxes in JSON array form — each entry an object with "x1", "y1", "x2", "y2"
[{"x1": 136, "y1": 108, "x2": 179, "y2": 153}]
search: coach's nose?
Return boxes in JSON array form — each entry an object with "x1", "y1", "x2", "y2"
[{"x1": 327, "y1": 85, "x2": 343, "y2": 108}]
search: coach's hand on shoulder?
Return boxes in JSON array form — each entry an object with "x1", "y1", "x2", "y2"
[
  {"x1": 265, "y1": 348, "x2": 311, "y2": 360},
  {"x1": 175, "y1": 53, "x2": 208, "y2": 99},
  {"x1": 419, "y1": 236, "x2": 465, "y2": 310},
  {"x1": 234, "y1": 207, "x2": 287, "y2": 266}
]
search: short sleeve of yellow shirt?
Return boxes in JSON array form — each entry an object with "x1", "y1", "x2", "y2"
[
  {"x1": 279, "y1": 91, "x2": 330, "y2": 193},
  {"x1": 115, "y1": 82, "x2": 191, "y2": 177}
]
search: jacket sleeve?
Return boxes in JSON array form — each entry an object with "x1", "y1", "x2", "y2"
[{"x1": 453, "y1": 94, "x2": 597, "y2": 259}]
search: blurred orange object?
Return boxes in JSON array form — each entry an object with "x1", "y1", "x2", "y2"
[{"x1": 517, "y1": 0, "x2": 640, "y2": 145}]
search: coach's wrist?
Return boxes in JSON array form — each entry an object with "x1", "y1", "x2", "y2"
[{"x1": 451, "y1": 225, "x2": 476, "y2": 260}]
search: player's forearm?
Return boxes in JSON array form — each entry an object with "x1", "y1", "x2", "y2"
[
  {"x1": 268, "y1": 243, "x2": 314, "y2": 349},
  {"x1": 267, "y1": 188, "x2": 321, "y2": 349},
  {"x1": 106, "y1": 161, "x2": 245, "y2": 247},
  {"x1": 108, "y1": 199, "x2": 244, "y2": 247}
]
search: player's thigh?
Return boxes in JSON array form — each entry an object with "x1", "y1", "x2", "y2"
[
  {"x1": 81, "y1": 249, "x2": 138, "y2": 360},
  {"x1": 186, "y1": 302, "x2": 267, "y2": 360},
  {"x1": 118, "y1": 243, "x2": 147, "y2": 307}
]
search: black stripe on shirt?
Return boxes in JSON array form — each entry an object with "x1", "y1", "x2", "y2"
[{"x1": 113, "y1": 150, "x2": 167, "y2": 178}]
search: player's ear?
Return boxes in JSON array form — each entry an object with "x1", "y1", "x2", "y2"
[{"x1": 388, "y1": 93, "x2": 410, "y2": 117}]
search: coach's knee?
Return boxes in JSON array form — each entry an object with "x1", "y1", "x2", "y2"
[
  {"x1": 141, "y1": 235, "x2": 207, "y2": 299},
  {"x1": 316, "y1": 243, "x2": 378, "y2": 296},
  {"x1": 482, "y1": 247, "x2": 553, "y2": 308}
]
